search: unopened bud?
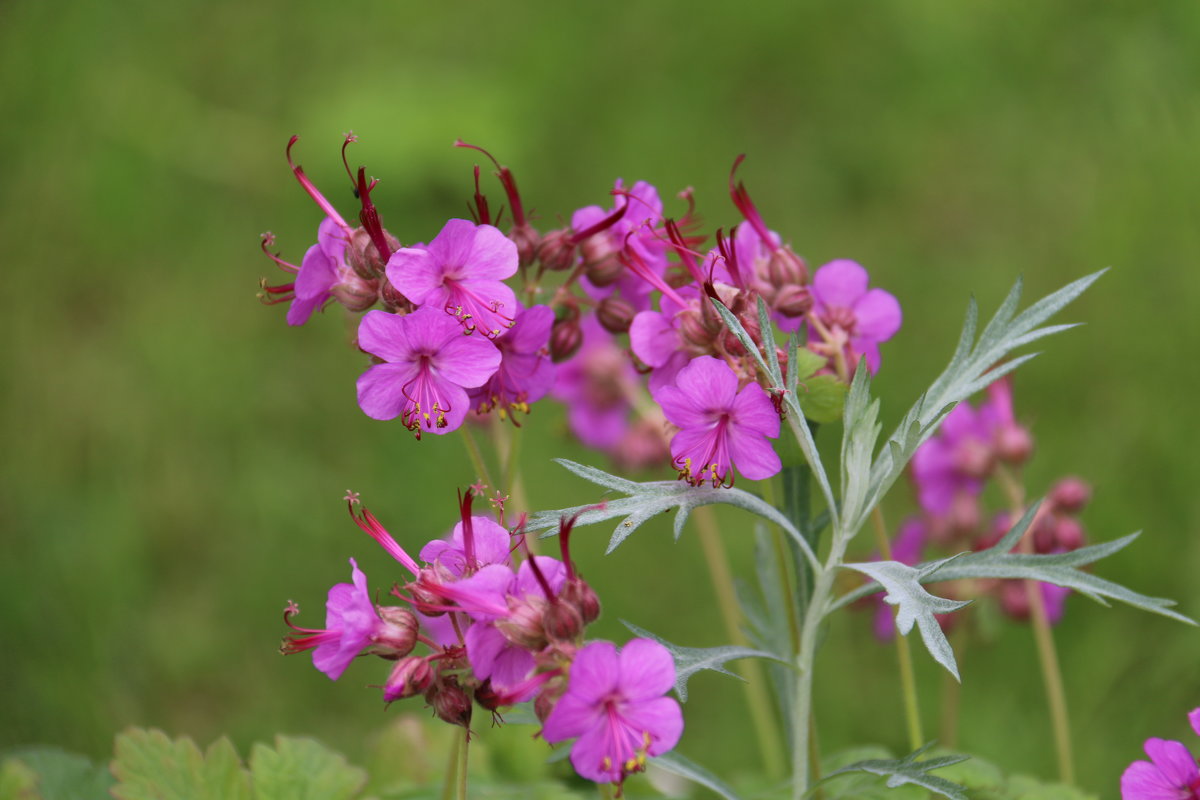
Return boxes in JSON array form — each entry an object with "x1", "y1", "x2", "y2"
[
  {"x1": 549, "y1": 319, "x2": 583, "y2": 362},
  {"x1": 1049, "y1": 476, "x2": 1091, "y2": 514},
  {"x1": 379, "y1": 278, "x2": 412, "y2": 312},
  {"x1": 427, "y1": 681, "x2": 473, "y2": 728},
  {"x1": 561, "y1": 578, "x2": 601, "y2": 625},
  {"x1": 371, "y1": 606, "x2": 419, "y2": 658},
  {"x1": 947, "y1": 491, "x2": 980, "y2": 536},
  {"x1": 510, "y1": 223, "x2": 540, "y2": 268},
  {"x1": 536, "y1": 229, "x2": 577, "y2": 273},
  {"x1": 347, "y1": 228, "x2": 401, "y2": 278},
  {"x1": 773, "y1": 284, "x2": 813, "y2": 318},
  {"x1": 767, "y1": 246, "x2": 808, "y2": 288},
  {"x1": 408, "y1": 569, "x2": 447, "y2": 617},
  {"x1": 1051, "y1": 516, "x2": 1085, "y2": 551},
  {"x1": 999, "y1": 580, "x2": 1031, "y2": 621},
  {"x1": 584, "y1": 252, "x2": 624, "y2": 287},
  {"x1": 383, "y1": 656, "x2": 433, "y2": 701},
  {"x1": 543, "y1": 600, "x2": 584, "y2": 641},
  {"x1": 995, "y1": 424, "x2": 1033, "y2": 465},
  {"x1": 954, "y1": 439, "x2": 993, "y2": 479},
  {"x1": 596, "y1": 297, "x2": 636, "y2": 334},
  {"x1": 496, "y1": 598, "x2": 548, "y2": 651},
  {"x1": 331, "y1": 275, "x2": 379, "y2": 313},
  {"x1": 534, "y1": 681, "x2": 565, "y2": 723}
]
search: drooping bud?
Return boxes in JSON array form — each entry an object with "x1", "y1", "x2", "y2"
[
  {"x1": 1050, "y1": 516, "x2": 1085, "y2": 551},
  {"x1": 534, "y1": 680, "x2": 566, "y2": 724},
  {"x1": 496, "y1": 597, "x2": 549, "y2": 651},
  {"x1": 596, "y1": 297, "x2": 636, "y2": 334},
  {"x1": 583, "y1": 249, "x2": 625, "y2": 287},
  {"x1": 947, "y1": 491, "x2": 981, "y2": 537},
  {"x1": 767, "y1": 245, "x2": 808, "y2": 288},
  {"x1": 330, "y1": 273, "x2": 379, "y2": 312},
  {"x1": 378, "y1": 278, "x2": 411, "y2": 312},
  {"x1": 371, "y1": 606, "x2": 419, "y2": 658},
  {"x1": 347, "y1": 228, "x2": 402, "y2": 278},
  {"x1": 774, "y1": 284, "x2": 813, "y2": 318},
  {"x1": 954, "y1": 438, "x2": 993, "y2": 479},
  {"x1": 549, "y1": 318, "x2": 583, "y2": 362},
  {"x1": 995, "y1": 424, "x2": 1033, "y2": 465},
  {"x1": 383, "y1": 656, "x2": 434, "y2": 701},
  {"x1": 542, "y1": 598, "x2": 584, "y2": 641},
  {"x1": 1049, "y1": 476, "x2": 1091, "y2": 514},
  {"x1": 473, "y1": 680, "x2": 504, "y2": 712},
  {"x1": 427, "y1": 680, "x2": 473, "y2": 728},
  {"x1": 536, "y1": 229, "x2": 578, "y2": 273},
  {"x1": 560, "y1": 578, "x2": 601, "y2": 626},
  {"x1": 510, "y1": 224, "x2": 541, "y2": 269},
  {"x1": 408, "y1": 568, "x2": 449, "y2": 617}
]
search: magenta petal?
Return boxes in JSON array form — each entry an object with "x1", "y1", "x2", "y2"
[
  {"x1": 621, "y1": 696, "x2": 684, "y2": 756},
  {"x1": 1144, "y1": 738, "x2": 1200, "y2": 788},
  {"x1": 630, "y1": 311, "x2": 679, "y2": 368},
  {"x1": 654, "y1": 384, "x2": 709, "y2": 430},
  {"x1": 728, "y1": 428, "x2": 782, "y2": 481},
  {"x1": 568, "y1": 403, "x2": 628, "y2": 449},
  {"x1": 435, "y1": 332, "x2": 502, "y2": 389},
  {"x1": 287, "y1": 293, "x2": 326, "y2": 326},
  {"x1": 675, "y1": 357, "x2": 738, "y2": 408},
  {"x1": 356, "y1": 363, "x2": 420, "y2": 421},
  {"x1": 566, "y1": 641, "x2": 621, "y2": 703},
  {"x1": 853, "y1": 288, "x2": 902, "y2": 342},
  {"x1": 295, "y1": 242, "x2": 337, "y2": 300},
  {"x1": 1190, "y1": 708, "x2": 1200, "y2": 738},
  {"x1": 569, "y1": 723, "x2": 629, "y2": 783},
  {"x1": 462, "y1": 223, "x2": 519, "y2": 280},
  {"x1": 616, "y1": 639, "x2": 676, "y2": 700},
  {"x1": 508, "y1": 304, "x2": 555, "y2": 353},
  {"x1": 463, "y1": 517, "x2": 513, "y2": 569},
  {"x1": 425, "y1": 218, "x2": 480, "y2": 271},
  {"x1": 515, "y1": 556, "x2": 567, "y2": 599},
  {"x1": 1120, "y1": 759, "x2": 1188, "y2": 800},
  {"x1": 465, "y1": 623, "x2": 506, "y2": 680},
  {"x1": 386, "y1": 247, "x2": 441, "y2": 305},
  {"x1": 317, "y1": 216, "x2": 348, "y2": 261},
  {"x1": 670, "y1": 426, "x2": 726, "y2": 477},
  {"x1": 542, "y1": 692, "x2": 602, "y2": 743},
  {"x1": 814, "y1": 259, "x2": 869, "y2": 308},
  {"x1": 357, "y1": 310, "x2": 415, "y2": 363},
  {"x1": 732, "y1": 382, "x2": 781, "y2": 438}
]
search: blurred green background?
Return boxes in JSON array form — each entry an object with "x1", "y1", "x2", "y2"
[{"x1": 3, "y1": 0, "x2": 1199, "y2": 795}]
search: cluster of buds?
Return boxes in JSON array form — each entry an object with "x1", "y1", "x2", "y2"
[
  {"x1": 870, "y1": 378, "x2": 1091, "y2": 638},
  {"x1": 258, "y1": 135, "x2": 903, "y2": 483},
  {"x1": 280, "y1": 490, "x2": 681, "y2": 789}
]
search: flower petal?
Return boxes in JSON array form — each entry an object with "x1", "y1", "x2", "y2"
[
  {"x1": 356, "y1": 363, "x2": 420, "y2": 421},
  {"x1": 542, "y1": 693, "x2": 602, "y2": 743},
  {"x1": 357, "y1": 310, "x2": 415, "y2": 363},
  {"x1": 621, "y1": 696, "x2": 684, "y2": 756},
  {"x1": 386, "y1": 247, "x2": 441, "y2": 306},
  {"x1": 463, "y1": 223, "x2": 519, "y2": 280},
  {"x1": 813, "y1": 259, "x2": 869, "y2": 309},
  {"x1": 1144, "y1": 738, "x2": 1199, "y2": 788},
  {"x1": 1190, "y1": 708, "x2": 1200, "y2": 739},
  {"x1": 616, "y1": 639, "x2": 676, "y2": 700},
  {"x1": 728, "y1": 427, "x2": 782, "y2": 481},
  {"x1": 434, "y1": 331, "x2": 502, "y2": 389},
  {"x1": 1120, "y1": 759, "x2": 1189, "y2": 799},
  {"x1": 732, "y1": 382, "x2": 781, "y2": 438},
  {"x1": 852, "y1": 288, "x2": 902, "y2": 343},
  {"x1": 566, "y1": 641, "x2": 620, "y2": 704}
]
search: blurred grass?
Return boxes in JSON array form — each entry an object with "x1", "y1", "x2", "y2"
[{"x1": 1, "y1": 0, "x2": 1198, "y2": 795}]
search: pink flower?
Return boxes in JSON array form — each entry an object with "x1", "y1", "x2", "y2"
[
  {"x1": 468, "y1": 304, "x2": 556, "y2": 417},
  {"x1": 281, "y1": 559, "x2": 379, "y2": 681},
  {"x1": 355, "y1": 306, "x2": 501, "y2": 435},
  {"x1": 654, "y1": 356, "x2": 781, "y2": 487},
  {"x1": 551, "y1": 316, "x2": 639, "y2": 450},
  {"x1": 809, "y1": 259, "x2": 901, "y2": 373},
  {"x1": 419, "y1": 514, "x2": 513, "y2": 577},
  {"x1": 386, "y1": 219, "x2": 518, "y2": 338},
  {"x1": 574, "y1": 180, "x2": 669, "y2": 312},
  {"x1": 1121, "y1": 709, "x2": 1200, "y2": 799},
  {"x1": 287, "y1": 217, "x2": 376, "y2": 325},
  {"x1": 542, "y1": 639, "x2": 683, "y2": 786}
]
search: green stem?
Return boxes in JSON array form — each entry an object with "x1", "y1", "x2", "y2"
[
  {"x1": 791, "y1": 559, "x2": 836, "y2": 799},
  {"x1": 870, "y1": 507, "x2": 924, "y2": 752},
  {"x1": 456, "y1": 728, "x2": 470, "y2": 800},
  {"x1": 996, "y1": 466, "x2": 1074, "y2": 785},
  {"x1": 939, "y1": 612, "x2": 968, "y2": 748},
  {"x1": 693, "y1": 506, "x2": 786, "y2": 780},
  {"x1": 459, "y1": 425, "x2": 494, "y2": 490},
  {"x1": 763, "y1": 477, "x2": 801, "y2": 653},
  {"x1": 440, "y1": 732, "x2": 460, "y2": 800}
]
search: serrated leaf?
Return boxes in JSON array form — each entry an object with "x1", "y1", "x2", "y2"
[
  {"x1": 651, "y1": 752, "x2": 742, "y2": 800},
  {"x1": 813, "y1": 745, "x2": 970, "y2": 800},
  {"x1": 249, "y1": 737, "x2": 366, "y2": 800},
  {"x1": 843, "y1": 560, "x2": 971, "y2": 679},
  {"x1": 622, "y1": 621, "x2": 790, "y2": 701},
  {"x1": 530, "y1": 460, "x2": 819, "y2": 570},
  {"x1": 110, "y1": 729, "x2": 251, "y2": 800},
  {"x1": 1, "y1": 748, "x2": 113, "y2": 800}
]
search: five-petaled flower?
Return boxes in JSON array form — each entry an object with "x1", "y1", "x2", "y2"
[
  {"x1": 280, "y1": 558, "x2": 378, "y2": 681},
  {"x1": 542, "y1": 638, "x2": 683, "y2": 787},
  {"x1": 1122, "y1": 708, "x2": 1200, "y2": 799},
  {"x1": 653, "y1": 356, "x2": 781, "y2": 487}
]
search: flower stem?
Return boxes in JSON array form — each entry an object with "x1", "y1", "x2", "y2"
[
  {"x1": 870, "y1": 506, "x2": 924, "y2": 752},
  {"x1": 693, "y1": 505, "x2": 786, "y2": 780},
  {"x1": 938, "y1": 614, "x2": 968, "y2": 748},
  {"x1": 456, "y1": 728, "x2": 470, "y2": 800},
  {"x1": 440, "y1": 732, "x2": 460, "y2": 800},
  {"x1": 459, "y1": 425, "x2": 495, "y2": 490},
  {"x1": 996, "y1": 466, "x2": 1074, "y2": 785}
]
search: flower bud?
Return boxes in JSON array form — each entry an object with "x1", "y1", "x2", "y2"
[
  {"x1": 1051, "y1": 516, "x2": 1085, "y2": 551},
  {"x1": 947, "y1": 491, "x2": 981, "y2": 537},
  {"x1": 560, "y1": 578, "x2": 601, "y2": 625},
  {"x1": 584, "y1": 252, "x2": 624, "y2": 287},
  {"x1": 473, "y1": 680, "x2": 504, "y2": 712},
  {"x1": 371, "y1": 606, "x2": 419, "y2": 658},
  {"x1": 510, "y1": 223, "x2": 540, "y2": 268},
  {"x1": 496, "y1": 598, "x2": 548, "y2": 651},
  {"x1": 383, "y1": 656, "x2": 433, "y2": 701},
  {"x1": 536, "y1": 229, "x2": 577, "y2": 273},
  {"x1": 767, "y1": 246, "x2": 808, "y2": 288},
  {"x1": 773, "y1": 284, "x2": 813, "y2": 318},
  {"x1": 995, "y1": 424, "x2": 1033, "y2": 465},
  {"x1": 408, "y1": 568, "x2": 447, "y2": 617},
  {"x1": 549, "y1": 319, "x2": 583, "y2": 362},
  {"x1": 427, "y1": 680, "x2": 473, "y2": 728},
  {"x1": 331, "y1": 274, "x2": 379, "y2": 313},
  {"x1": 379, "y1": 278, "x2": 412, "y2": 312},
  {"x1": 347, "y1": 228, "x2": 401, "y2": 278},
  {"x1": 1049, "y1": 476, "x2": 1091, "y2": 514},
  {"x1": 534, "y1": 680, "x2": 565, "y2": 723},
  {"x1": 543, "y1": 600, "x2": 584, "y2": 642},
  {"x1": 596, "y1": 297, "x2": 636, "y2": 334},
  {"x1": 954, "y1": 439, "x2": 993, "y2": 479},
  {"x1": 999, "y1": 580, "x2": 1031, "y2": 621}
]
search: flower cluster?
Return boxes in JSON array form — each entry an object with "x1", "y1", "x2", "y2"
[
  {"x1": 871, "y1": 378, "x2": 1091, "y2": 637},
  {"x1": 1122, "y1": 708, "x2": 1200, "y2": 799},
  {"x1": 280, "y1": 491, "x2": 681, "y2": 789},
  {"x1": 259, "y1": 136, "x2": 902, "y2": 483}
]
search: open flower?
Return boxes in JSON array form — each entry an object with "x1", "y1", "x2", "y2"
[
  {"x1": 355, "y1": 306, "x2": 501, "y2": 435},
  {"x1": 809, "y1": 259, "x2": 901, "y2": 373},
  {"x1": 542, "y1": 639, "x2": 683, "y2": 786},
  {"x1": 386, "y1": 219, "x2": 518, "y2": 338},
  {"x1": 653, "y1": 356, "x2": 781, "y2": 486},
  {"x1": 1121, "y1": 708, "x2": 1200, "y2": 799},
  {"x1": 280, "y1": 558, "x2": 378, "y2": 681}
]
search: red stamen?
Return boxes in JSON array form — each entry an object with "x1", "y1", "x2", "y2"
[
  {"x1": 569, "y1": 201, "x2": 629, "y2": 245},
  {"x1": 618, "y1": 233, "x2": 689, "y2": 308},
  {"x1": 341, "y1": 132, "x2": 359, "y2": 190},
  {"x1": 468, "y1": 164, "x2": 492, "y2": 226},
  {"x1": 355, "y1": 166, "x2": 393, "y2": 263},
  {"x1": 260, "y1": 233, "x2": 300, "y2": 274},
  {"x1": 728, "y1": 154, "x2": 775, "y2": 248},
  {"x1": 349, "y1": 501, "x2": 420, "y2": 575},
  {"x1": 455, "y1": 140, "x2": 527, "y2": 226},
  {"x1": 459, "y1": 488, "x2": 477, "y2": 569}
]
